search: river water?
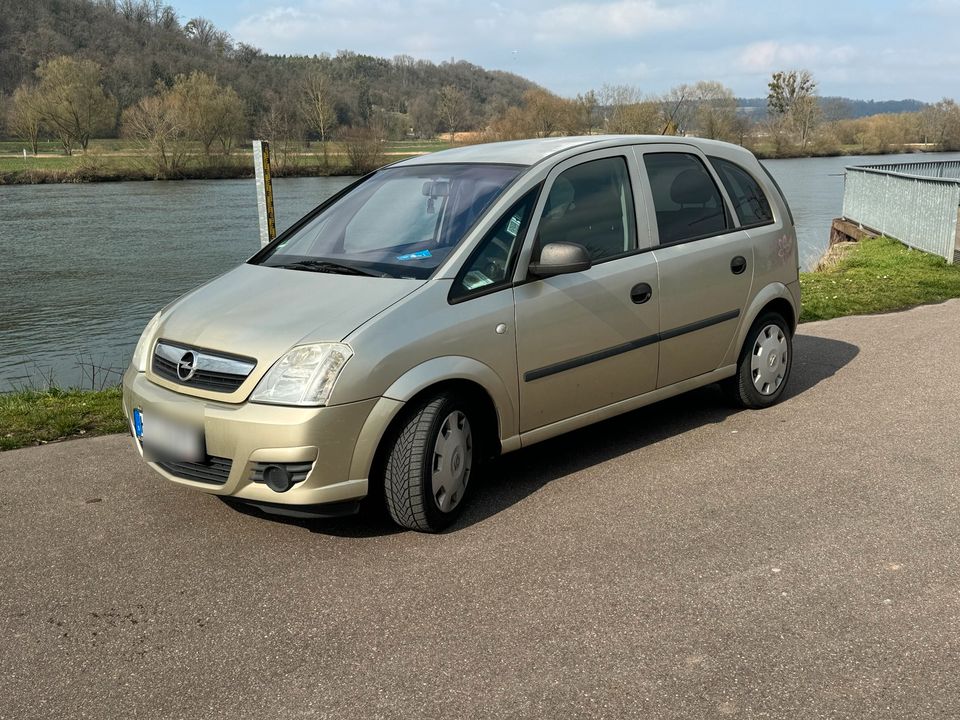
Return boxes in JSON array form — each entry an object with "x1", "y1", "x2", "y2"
[{"x1": 3, "y1": 150, "x2": 960, "y2": 390}]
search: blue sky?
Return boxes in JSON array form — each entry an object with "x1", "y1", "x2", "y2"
[{"x1": 172, "y1": 0, "x2": 960, "y2": 100}]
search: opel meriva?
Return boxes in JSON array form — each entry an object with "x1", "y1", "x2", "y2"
[{"x1": 124, "y1": 136, "x2": 800, "y2": 532}]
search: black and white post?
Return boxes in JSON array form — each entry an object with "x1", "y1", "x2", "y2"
[{"x1": 253, "y1": 140, "x2": 277, "y2": 247}]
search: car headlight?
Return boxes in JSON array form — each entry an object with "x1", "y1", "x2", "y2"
[
  {"x1": 250, "y1": 343, "x2": 353, "y2": 407},
  {"x1": 131, "y1": 311, "x2": 162, "y2": 372}
]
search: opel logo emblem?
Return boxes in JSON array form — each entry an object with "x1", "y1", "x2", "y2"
[{"x1": 177, "y1": 351, "x2": 198, "y2": 381}]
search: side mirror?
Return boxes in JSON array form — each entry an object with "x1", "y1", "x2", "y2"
[{"x1": 528, "y1": 242, "x2": 592, "y2": 277}]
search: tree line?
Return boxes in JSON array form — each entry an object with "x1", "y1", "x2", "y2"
[
  {"x1": 3, "y1": 0, "x2": 960, "y2": 177},
  {"x1": 0, "y1": 0, "x2": 537, "y2": 157},
  {"x1": 484, "y1": 71, "x2": 960, "y2": 157}
]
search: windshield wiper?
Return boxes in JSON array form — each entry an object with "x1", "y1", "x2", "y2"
[{"x1": 275, "y1": 259, "x2": 391, "y2": 278}]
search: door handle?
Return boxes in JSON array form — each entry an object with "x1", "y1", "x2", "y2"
[
  {"x1": 730, "y1": 256, "x2": 747, "y2": 275},
  {"x1": 630, "y1": 282, "x2": 653, "y2": 304}
]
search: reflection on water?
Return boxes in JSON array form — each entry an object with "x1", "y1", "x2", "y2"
[{"x1": 3, "y1": 150, "x2": 960, "y2": 390}]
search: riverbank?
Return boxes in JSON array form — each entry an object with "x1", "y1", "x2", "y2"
[
  {"x1": 0, "y1": 138, "x2": 448, "y2": 185},
  {"x1": 799, "y1": 235, "x2": 960, "y2": 322},
  {"x1": 0, "y1": 387, "x2": 124, "y2": 451},
  {"x1": 750, "y1": 142, "x2": 942, "y2": 161},
  {"x1": 0, "y1": 138, "x2": 948, "y2": 185},
  {"x1": 4, "y1": 235, "x2": 959, "y2": 451}
]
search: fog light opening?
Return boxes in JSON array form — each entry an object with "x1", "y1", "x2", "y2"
[{"x1": 262, "y1": 464, "x2": 293, "y2": 493}]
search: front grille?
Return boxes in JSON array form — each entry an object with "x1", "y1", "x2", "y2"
[
  {"x1": 152, "y1": 354, "x2": 247, "y2": 392},
  {"x1": 152, "y1": 340, "x2": 255, "y2": 394},
  {"x1": 156, "y1": 456, "x2": 233, "y2": 485},
  {"x1": 250, "y1": 461, "x2": 313, "y2": 485}
]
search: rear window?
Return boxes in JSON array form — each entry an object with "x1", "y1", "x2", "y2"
[{"x1": 709, "y1": 156, "x2": 774, "y2": 227}]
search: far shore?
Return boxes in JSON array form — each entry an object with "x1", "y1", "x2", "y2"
[{"x1": 0, "y1": 139, "x2": 953, "y2": 186}]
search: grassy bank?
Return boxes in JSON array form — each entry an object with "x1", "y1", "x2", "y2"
[
  {"x1": 799, "y1": 236, "x2": 960, "y2": 322},
  {"x1": 0, "y1": 137, "x2": 940, "y2": 184},
  {"x1": 0, "y1": 139, "x2": 452, "y2": 184},
  {"x1": 0, "y1": 387, "x2": 125, "y2": 451},
  {"x1": 3, "y1": 237, "x2": 959, "y2": 452}
]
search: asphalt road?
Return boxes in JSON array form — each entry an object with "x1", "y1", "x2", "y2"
[{"x1": 3, "y1": 301, "x2": 960, "y2": 720}]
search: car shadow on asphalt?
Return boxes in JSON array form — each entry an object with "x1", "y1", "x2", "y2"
[{"x1": 225, "y1": 333, "x2": 858, "y2": 537}]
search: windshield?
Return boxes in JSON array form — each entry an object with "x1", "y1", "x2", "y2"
[{"x1": 255, "y1": 163, "x2": 522, "y2": 279}]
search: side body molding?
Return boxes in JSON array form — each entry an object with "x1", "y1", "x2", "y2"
[{"x1": 347, "y1": 356, "x2": 519, "y2": 481}]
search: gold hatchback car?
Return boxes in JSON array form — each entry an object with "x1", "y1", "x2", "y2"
[{"x1": 124, "y1": 136, "x2": 799, "y2": 531}]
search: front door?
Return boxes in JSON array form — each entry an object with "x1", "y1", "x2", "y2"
[{"x1": 514, "y1": 150, "x2": 660, "y2": 433}]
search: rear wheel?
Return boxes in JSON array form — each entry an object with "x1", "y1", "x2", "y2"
[
  {"x1": 729, "y1": 312, "x2": 793, "y2": 409},
  {"x1": 383, "y1": 393, "x2": 476, "y2": 532}
]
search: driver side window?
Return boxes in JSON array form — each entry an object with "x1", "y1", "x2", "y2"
[
  {"x1": 450, "y1": 188, "x2": 539, "y2": 302},
  {"x1": 536, "y1": 156, "x2": 637, "y2": 262}
]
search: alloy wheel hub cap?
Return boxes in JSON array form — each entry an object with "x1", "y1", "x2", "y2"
[
  {"x1": 750, "y1": 324, "x2": 788, "y2": 396},
  {"x1": 431, "y1": 411, "x2": 473, "y2": 513}
]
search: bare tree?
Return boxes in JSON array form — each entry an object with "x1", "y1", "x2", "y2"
[
  {"x1": 729, "y1": 111, "x2": 754, "y2": 147},
  {"x1": 341, "y1": 127, "x2": 384, "y2": 174},
  {"x1": 301, "y1": 66, "x2": 338, "y2": 165},
  {"x1": 257, "y1": 95, "x2": 305, "y2": 175},
  {"x1": 920, "y1": 99, "x2": 960, "y2": 150},
  {"x1": 436, "y1": 85, "x2": 467, "y2": 141},
  {"x1": 10, "y1": 85, "x2": 45, "y2": 155},
  {"x1": 169, "y1": 71, "x2": 245, "y2": 157},
  {"x1": 598, "y1": 85, "x2": 663, "y2": 134},
  {"x1": 35, "y1": 56, "x2": 117, "y2": 154},
  {"x1": 408, "y1": 95, "x2": 438, "y2": 138},
  {"x1": 661, "y1": 84, "x2": 696, "y2": 135},
  {"x1": 184, "y1": 17, "x2": 232, "y2": 52},
  {"x1": 521, "y1": 89, "x2": 565, "y2": 137},
  {"x1": 689, "y1": 81, "x2": 738, "y2": 141},
  {"x1": 121, "y1": 89, "x2": 187, "y2": 176}
]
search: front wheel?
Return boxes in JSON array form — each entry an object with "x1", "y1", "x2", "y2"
[
  {"x1": 383, "y1": 393, "x2": 476, "y2": 532},
  {"x1": 729, "y1": 312, "x2": 793, "y2": 409}
]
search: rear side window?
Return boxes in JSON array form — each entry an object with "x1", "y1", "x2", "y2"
[
  {"x1": 709, "y1": 156, "x2": 774, "y2": 227},
  {"x1": 643, "y1": 153, "x2": 731, "y2": 245}
]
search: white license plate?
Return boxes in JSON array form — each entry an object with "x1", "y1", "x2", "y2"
[{"x1": 137, "y1": 409, "x2": 205, "y2": 463}]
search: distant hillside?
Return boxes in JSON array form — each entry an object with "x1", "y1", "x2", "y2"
[
  {"x1": 737, "y1": 96, "x2": 928, "y2": 119},
  {"x1": 0, "y1": 0, "x2": 540, "y2": 133}
]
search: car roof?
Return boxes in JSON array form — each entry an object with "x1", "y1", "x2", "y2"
[{"x1": 392, "y1": 135, "x2": 748, "y2": 168}]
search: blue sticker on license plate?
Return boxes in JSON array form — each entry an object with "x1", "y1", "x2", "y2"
[{"x1": 137, "y1": 409, "x2": 205, "y2": 462}]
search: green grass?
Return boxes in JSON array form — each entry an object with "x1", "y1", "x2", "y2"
[
  {"x1": 0, "y1": 138, "x2": 444, "y2": 182},
  {"x1": 799, "y1": 236, "x2": 960, "y2": 322},
  {"x1": 0, "y1": 387, "x2": 126, "y2": 451}
]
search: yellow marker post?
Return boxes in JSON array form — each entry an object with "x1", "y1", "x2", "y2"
[{"x1": 253, "y1": 140, "x2": 277, "y2": 247}]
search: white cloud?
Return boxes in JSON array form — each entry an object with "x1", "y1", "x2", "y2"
[
  {"x1": 737, "y1": 41, "x2": 857, "y2": 73},
  {"x1": 533, "y1": 0, "x2": 699, "y2": 42},
  {"x1": 216, "y1": 0, "x2": 956, "y2": 101}
]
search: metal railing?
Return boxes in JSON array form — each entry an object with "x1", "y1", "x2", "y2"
[
  {"x1": 843, "y1": 161, "x2": 960, "y2": 263},
  {"x1": 857, "y1": 160, "x2": 960, "y2": 181}
]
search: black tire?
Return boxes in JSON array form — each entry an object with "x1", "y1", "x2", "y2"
[
  {"x1": 383, "y1": 393, "x2": 476, "y2": 532},
  {"x1": 728, "y1": 312, "x2": 793, "y2": 409}
]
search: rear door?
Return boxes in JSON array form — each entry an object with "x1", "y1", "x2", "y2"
[
  {"x1": 513, "y1": 148, "x2": 660, "y2": 433},
  {"x1": 634, "y1": 145, "x2": 754, "y2": 388}
]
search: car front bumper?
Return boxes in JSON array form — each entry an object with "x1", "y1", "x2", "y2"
[{"x1": 122, "y1": 367, "x2": 386, "y2": 510}]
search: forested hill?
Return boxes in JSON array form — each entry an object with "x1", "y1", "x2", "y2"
[
  {"x1": 737, "y1": 96, "x2": 927, "y2": 119},
  {"x1": 0, "y1": 0, "x2": 540, "y2": 129}
]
